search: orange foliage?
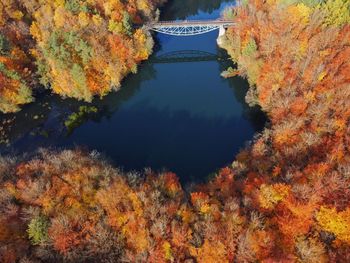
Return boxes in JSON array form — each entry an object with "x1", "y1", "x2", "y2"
[
  {"x1": 218, "y1": 0, "x2": 350, "y2": 260},
  {"x1": 0, "y1": 0, "x2": 34, "y2": 112},
  {"x1": 0, "y1": 0, "x2": 165, "y2": 112},
  {"x1": 1, "y1": 0, "x2": 350, "y2": 262},
  {"x1": 24, "y1": 0, "x2": 163, "y2": 102}
]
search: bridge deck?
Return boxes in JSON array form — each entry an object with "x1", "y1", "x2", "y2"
[
  {"x1": 150, "y1": 19, "x2": 235, "y2": 28},
  {"x1": 147, "y1": 19, "x2": 235, "y2": 36}
]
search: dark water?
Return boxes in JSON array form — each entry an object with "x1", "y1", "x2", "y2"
[{"x1": 0, "y1": 0, "x2": 265, "y2": 182}]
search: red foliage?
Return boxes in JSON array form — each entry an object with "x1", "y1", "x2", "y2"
[{"x1": 0, "y1": 0, "x2": 350, "y2": 262}]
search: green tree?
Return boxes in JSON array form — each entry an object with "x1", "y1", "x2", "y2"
[
  {"x1": 321, "y1": 0, "x2": 350, "y2": 26},
  {"x1": 27, "y1": 215, "x2": 50, "y2": 245},
  {"x1": 0, "y1": 33, "x2": 10, "y2": 55},
  {"x1": 122, "y1": 11, "x2": 133, "y2": 35}
]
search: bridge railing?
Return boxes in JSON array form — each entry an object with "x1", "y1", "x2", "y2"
[
  {"x1": 149, "y1": 19, "x2": 235, "y2": 28},
  {"x1": 151, "y1": 19, "x2": 232, "y2": 23},
  {"x1": 145, "y1": 19, "x2": 235, "y2": 36}
]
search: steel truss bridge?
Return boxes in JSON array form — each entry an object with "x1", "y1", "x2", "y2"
[{"x1": 147, "y1": 19, "x2": 235, "y2": 36}]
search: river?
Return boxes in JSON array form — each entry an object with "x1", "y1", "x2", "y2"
[{"x1": 0, "y1": 0, "x2": 265, "y2": 182}]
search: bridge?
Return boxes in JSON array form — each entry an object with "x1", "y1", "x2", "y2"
[{"x1": 147, "y1": 19, "x2": 235, "y2": 36}]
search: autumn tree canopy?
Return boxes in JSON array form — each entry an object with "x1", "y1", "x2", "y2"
[
  {"x1": 0, "y1": 0, "x2": 350, "y2": 262},
  {"x1": 0, "y1": 0, "x2": 165, "y2": 112},
  {"x1": 0, "y1": 0, "x2": 35, "y2": 113}
]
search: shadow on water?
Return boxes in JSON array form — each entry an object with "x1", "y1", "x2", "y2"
[
  {"x1": 0, "y1": 0, "x2": 266, "y2": 183},
  {"x1": 217, "y1": 48, "x2": 267, "y2": 132},
  {"x1": 0, "y1": 61, "x2": 157, "y2": 151}
]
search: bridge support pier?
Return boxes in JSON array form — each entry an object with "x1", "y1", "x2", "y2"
[
  {"x1": 218, "y1": 26, "x2": 226, "y2": 37},
  {"x1": 217, "y1": 26, "x2": 226, "y2": 46}
]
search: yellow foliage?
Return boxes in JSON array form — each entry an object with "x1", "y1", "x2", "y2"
[
  {"x1": 53, "y1": 7, "x2": 66, "y2": 28},
  {"x1": 30, "y1": 22, "x2": 42, "y2": 41},
  {"x1": 122, "y1": 220, "x2": 150, "y2": 253},
  {"x1": 92, "y1": 14, "x2": 102, "y2": 26},
  {"x1": 163, "y1": 241, "x2": 173, "y2": 261},
  {"x1": 78, "y1": 12, "x2": 89, "y2": 27},
  {"x1": 200, "y1": 203, "x2": 211, "y2": 214},
  {"x1": 108, "y1": 19, "x2": 123, "y2": 34},
  {"x1": 318, "y1": 71, "x2": 327, "y2": 81},
  {"x1": 304, "y1": 91, "x2": 316, "y2": 103},
  {"x1": 10, "y1": 10, "x2": 23, "y2": 20},
  {"x1": 128, "y1": 192, "x2": 143, "y2": 216},
  {"x1": 316, "y1": 206, "x2": 350, "y2": 244},
  {"x1": 288, "y1": 3, "x2": 312, "y2": 25},
  {"x1": 320, "y1": 0, "x2": 350, "y2": 27},
  {"x1": 297, "y1": 38, "x2": 308, "y2": 59},
  {"x1": 54, "y1": 0, "x2": 65, "y2": 8},
  {"x1": 258, "y1": 183, "x2": 290, "y2": 209},
  {"x1": 137, "y1": 0, "x2": 150, "y2": 12}
]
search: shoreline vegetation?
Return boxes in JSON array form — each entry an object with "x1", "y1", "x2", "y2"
[
  {"x1": 0, "y1": 0, "x2": 166, "y2": 113},
  {"x1": 1, "y1": 0, "x2": 350, "y2": 262}
]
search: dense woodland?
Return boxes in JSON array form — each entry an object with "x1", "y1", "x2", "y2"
[
  {"x1": 0, "y1": 0, "x2": 165, "y2": 113},
  {"x1": 1, "y1": 0, "x2": 350, "y2": 262}
]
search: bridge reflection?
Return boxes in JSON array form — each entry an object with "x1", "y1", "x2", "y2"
[{"x1": 152, "y1": 50, "x2": 229, "y2": 64}]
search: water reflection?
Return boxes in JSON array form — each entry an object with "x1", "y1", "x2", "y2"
[
  {"x1": 150, "y1": 50, "x2": 228, "y2": 64},
  {"x1": 0, "y1": 0, "x2": 266, "y2": 182},
  {"x1": 160, "y1": 0, "x2": 234, "y2": 20},
  {"x1": 0, "y1": 53, "x2": 265, "y2": 182},
  {"x1": 0, "y1": 61, "x2": 157, "y2": 150}
]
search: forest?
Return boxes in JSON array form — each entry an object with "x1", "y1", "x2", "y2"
[
  {"x1": 0, "y1": 0, "x2": 165, "y2": 113},
  {"x1": 1, "y1": 0, "x2": 350, "y2": 262}
]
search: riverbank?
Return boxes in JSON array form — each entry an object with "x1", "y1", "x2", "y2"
[
  {"x1": 1, "y1": 0, "x2": 349, "y2": 262},
  {"x1": 0, "y1": 1, "x2": 263, "y2": 181},
  {"x1": 219, "y1": 1, "x2": 350, "y2": 261},
  {"x1": 0, "y1": 0, "x2": 166, "y2": 113}
]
